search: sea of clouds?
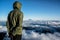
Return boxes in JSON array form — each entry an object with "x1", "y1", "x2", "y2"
[
  {"x1": 0, "y1": 20, "x2": 60, "y2": 40},
  {"x1": 22, "y1": 30, "x2": 60, "y2": 40}
]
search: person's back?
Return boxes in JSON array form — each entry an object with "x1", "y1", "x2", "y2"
[{"x1": 6, "y1": 1, "x2": 23, "y2": 40}]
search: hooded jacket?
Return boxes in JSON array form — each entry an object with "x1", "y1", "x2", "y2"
[{"x1": 6, "y1": 1, "x2": 23, "y2": 36}]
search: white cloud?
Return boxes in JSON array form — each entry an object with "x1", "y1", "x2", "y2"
[{"x1": 22, "y1": 30, "x2": 60, "y2": 40}]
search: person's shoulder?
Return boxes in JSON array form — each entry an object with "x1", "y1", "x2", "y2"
[
  {"x1": 10, "y1": 10, "x2": 13, "y2": 13},
  {"x1": 18, "y1": 11, "x2": 23, "y2": 17},
  {"x1": 8, "y1": 10, "x2": 13, "y2": 16},
  {"x1": 9, "y1": 9, "x2": 18, "y2": 14},
  {"x1": 19, "y1": 11, "x2": 23, "y2": 14}
]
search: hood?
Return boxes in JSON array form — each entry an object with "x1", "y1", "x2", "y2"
[{"x1": 13, "y1": 1, "x2": 22, "y2": 10}]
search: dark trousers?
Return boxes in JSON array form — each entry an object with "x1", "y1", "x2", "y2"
[
  {"x1": 0, "y1": 32, "x2": 6, "y2": 40},
  {"x1": 9, "y1": 34, "x2": 22, "y2": 40}
]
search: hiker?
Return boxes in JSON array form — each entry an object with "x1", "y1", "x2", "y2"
[{"x1": 6, "y1": 1, "x2": 23, "y2": 40}]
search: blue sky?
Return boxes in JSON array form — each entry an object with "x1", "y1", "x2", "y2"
[{"x1": 0, "y1": 0, "x2": 60, "y2": 21}]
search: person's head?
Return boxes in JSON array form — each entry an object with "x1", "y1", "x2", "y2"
[{"x1": 13, "y1": 1, "x2": 22, "y2": 10}]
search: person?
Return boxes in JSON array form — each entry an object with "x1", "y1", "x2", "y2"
[{"x1": 6, "y1": 1, "x2": 23, "y2": 40}]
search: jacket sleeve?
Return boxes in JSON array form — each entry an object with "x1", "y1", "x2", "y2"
[
  {"x1": 6, "y1": 18, "x2": 10, "y2": 33},
  {"x1": 19, "y1": 12, "x2": 23, "y2": 27},
  {"x1": 16, "y1": 12, "x2": 23, "y2": 29},
  {"x1": 6, "y1": 12, "x2": 11, "y2": 33},
  {"x1": 15, "y1": 12, "x2": 23, "y2": 30}
]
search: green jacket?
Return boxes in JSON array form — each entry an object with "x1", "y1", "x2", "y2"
[{"x1": 6, "y1": 1, "x2": 23, "y2": 36}]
